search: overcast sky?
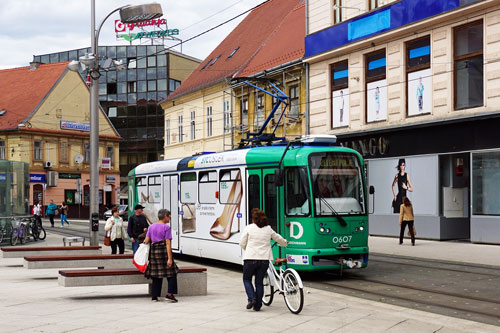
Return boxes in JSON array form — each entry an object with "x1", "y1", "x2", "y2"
[{"x1": 0, "y1": 0, "x2": 265, "y2": 69}]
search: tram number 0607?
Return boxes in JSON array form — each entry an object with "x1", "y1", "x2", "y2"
[{"x1": 332, "y1": 235, "x2": 352, "y2": 244}]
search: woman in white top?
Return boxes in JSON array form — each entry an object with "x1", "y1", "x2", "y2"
[
  {"x1": 239, "y1": 208, "x2": 287, "y2": 311},
  {"x1": 104, "y1": 207, "x2": 127, "y2": 254}
]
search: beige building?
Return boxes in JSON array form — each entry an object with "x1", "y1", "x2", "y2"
[
  {"x1": 162, "y1": 0, "x2": 306, "y2": 159},
  {"x1": 305, "y1": 0, "x2": 500, "y2": 243},
  {"x1": 0, "y1": 62, "x2": 121, "y2": 218}
]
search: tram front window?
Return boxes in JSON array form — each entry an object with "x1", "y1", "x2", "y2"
[{"x1": 309, "y1": 152, "x2": 365, "y2": 216}]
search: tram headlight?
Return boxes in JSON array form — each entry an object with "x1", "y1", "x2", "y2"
[
  {"x1": 360, "y1": 226, "x2": 364, "y2": 231},
  {"x1": 320, "y1": 227, "x2": 325, "y2": 233},
  {"x1": 326, "y1": 228, "x2": 331, "y2": 233}
]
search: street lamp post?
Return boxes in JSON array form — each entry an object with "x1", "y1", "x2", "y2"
[{"x1": 69, "y1": 1, "x2": 162, "y2": 245}]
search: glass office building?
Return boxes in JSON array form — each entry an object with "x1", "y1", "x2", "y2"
[{"x1": 34, "y1": 46, "x2": 200, "y2": 199}]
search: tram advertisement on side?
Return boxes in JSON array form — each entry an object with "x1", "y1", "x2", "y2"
[{"x1": 128, "y1": 136, "x2": 370, "y2": 272}]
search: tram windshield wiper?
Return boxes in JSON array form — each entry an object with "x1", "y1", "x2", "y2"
[{"x1": 317, "y1": 191, "x2": 347, "y2": 226}]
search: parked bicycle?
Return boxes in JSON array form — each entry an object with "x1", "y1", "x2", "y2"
[
  {"x1": 10, "y1": 219, "x2": 29, "y2": 246},
  {"x1": 262, "y1": 244, "x2": 304, "y2": 314},
  {"x1": 30, "y1": 216, "x2": 46, "y2": 241},
  {"x1": 0, "y1": 221, "x2": 13, "y2": 244}
]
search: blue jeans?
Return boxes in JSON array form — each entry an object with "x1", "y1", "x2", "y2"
[
  {"x1": 243, "y1": 260, "x2": 268, "y2": 309},
  {"x1": 60, "y1": 214, "x2": 69, "y2": 226},
  {"x1": 131, "y1": 238, "x2": 140, "y2": 254}
]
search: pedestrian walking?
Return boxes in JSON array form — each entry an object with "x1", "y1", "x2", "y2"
[
  {"x1": 239, "y1": 208, "x2": 287, "y2": 311},
  {"x1": 46, "y1": 200, "x2": 57, "y2": 228},
  {"x1": 127, "y1": 204, "x2": 149, "y2": 254},
  {"x1": 59, "y1": 202, "x2": 69, "y2": 227},
  {"x1": 105, "y1": 207, "x2": 127, "y2": 254},
  {"x1": 399, "y1": 196, "x2": 416, "y2": 246},
  {"x1": 33, "y1": 201, "x2": 43, "y2": 227},
  {"x1": 144, "y1": 209, "x2": 178, "y2": 302}
]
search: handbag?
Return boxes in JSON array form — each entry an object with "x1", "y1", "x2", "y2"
[
  {"x1": 407, "y1": 227, "x2": 417, "y2": 237},
  {"x1": 54, "y1": 209, "x2": 59, "y2": 215},
  {"x1": 104, "y1": 230, "x2": 111, "y2": 246},
  {"x1": 137, "y1": 231, "x2": 147, "y2": 243},
  {"x1": 133, "y1": 243, "x2": 150, "y2": 273}
]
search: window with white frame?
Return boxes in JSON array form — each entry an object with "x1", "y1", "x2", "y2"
[
  {"x1": 223, "y1": 100, "x2": 231, "y2": 133},
  {"x1": 178, "y1": 115, "x2": 183, "y2": 143},
  {"x1": 190, "y1": 110, "x2": 196, "y2": 140},
  {"x1": 256, "y1": 94, "x2": 265, "y2": 128},
  {"x1": 34, "y1": 140, "x2": 43, "y2": 161},
  {"x1": 289, "y1": 86, "x2": 299, "y2": 120},
  {"x1": 333, "y1": 0, "x2": 343, "y2": 24},
  {"x1": 240, "y1": 97, "x2": 248, "y2": 129},
  {"x1": 84, "y1": 143, "x2": 90, "y2": 163},
  {"x1": 207, "y1": 106, "x2": 213, "y2": 137},
  {"x1": 106, "y1": 146, "x2": 114, "y2": 164},
  {"x1": 0, "y1": 140, "x2": 6, "y2": 160},
  {"x1": 166, "y1": 119, "x2": 171, "y2": 145}
]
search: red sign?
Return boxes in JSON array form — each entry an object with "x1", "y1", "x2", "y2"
[{"x1": 114, "y1": 19, "x2": 167, "y2": 33}]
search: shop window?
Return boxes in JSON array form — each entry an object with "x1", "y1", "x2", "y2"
[
  {"x1": 454, "y1": 20, "x2": 483, "y2": 110},
  {"x1": 219, "y1": 169, "x2": 242, "y2": 204},
  {"x1": 365, "y1": 50, "x2": 387, "y2": 123},
  {"x1": 472, "y1": 152, "x2": 500, "y2": 215},
  {"x1": 199, "y1": 171, "x2": 217, "y2": 204},
  {"x1": 180, "y1": 172, "x2": 197, "y2": 203},
  {"x1": 64, "y1": 189, "x2": 76, "y2": 205},
  {"x1": 34, "y1": 141, "x2": 43, "y2": 161},
  {"x1": 331, "y1": 60, "x2": 349, "y2": 128},
  {"x1": 406, "y1": 36, "x2": 431, "y2": 116}
]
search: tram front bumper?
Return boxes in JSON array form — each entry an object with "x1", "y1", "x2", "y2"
[{"x1": 284, "y1": 247, "x2": 369, "y2": 272}]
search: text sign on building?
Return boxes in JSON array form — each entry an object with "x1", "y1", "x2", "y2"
[
  {"x1": 0, "y1": 173, "x2": 6, "y2": 182},
  {"x1": 106, "y1": 176, "x2": 116, "y2": 183},
  {"x1": 101, "y1": 158, "x2": 111, "y2": 169},
  {"x1": 29, "y1": 174, "x2": 46, "y2": 183},
  {"x1": 59, "y1": 173, "x2": 81, "y2": 179},
  {"x1": 114, "y1": 19, "x2": 179, "y2": 41},
  {"x1": 60, "y1": 121, "x2": 90, "y2": 132}
]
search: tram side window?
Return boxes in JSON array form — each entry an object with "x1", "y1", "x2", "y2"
[
  {"x1": 285, "y1": 168, "x2": 310, "y2": 216},
  {"x1": 264, "y1": 174, "x2": 277, "y2": 231},
  {"x1": 248, "y1": 174, "x2": 260, "y2": 219},
  {"x1": 148, "y1": 175, "x2": 161, "y2": 203},
  {"x1": 220, "y1": 169, "x2": 242, "y2": 204},
  {"x1": 199, "y1": 171, "x2": 217, "y2": 204},
  {"x1": 180, "y1": 172, "x2": 197, "y2": 204},
  {"x1": 136, "y1": 176, "x2": 148, "y2": 203}
]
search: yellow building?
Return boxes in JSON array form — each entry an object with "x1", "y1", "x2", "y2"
[
  {"x1": 0, "y1": 62, "x2": 121, "y2": 218},
  {"x1": 161, "y1": 0, "x2": 306, "y2": 159}
]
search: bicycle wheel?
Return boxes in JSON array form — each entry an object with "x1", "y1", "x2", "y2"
[
  {"x1": 282, "y1": 270, "x2": 304, "y2": 314},
  {"x1": 10, "y1": 230, "x2": 19, "y2": 246},
  {"x1": 37, "y1": 226, "x2": 46, "y2": 240},
  {"x1": 0, "y1": 227, "x2": 4, "y2": 244},
  {"x1": 31, "y1": 223, "x2": 39, "y2": 241},
  {"x1": 262, "y1": 273, "x2": 274, "y2": 306},
  {"x1": 20, "y1": 226, "x2": 26, "y2": 244}
]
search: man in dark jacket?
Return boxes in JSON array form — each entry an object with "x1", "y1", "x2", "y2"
[{"x1": 127, "y1": 204, "x2": 149, "y2": 254}]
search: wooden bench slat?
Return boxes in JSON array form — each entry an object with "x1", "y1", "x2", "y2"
[
  {"x1": 25, "y1": 254, "x2": 133, "y2": 261},
  {"x1": 2, "y1": 246, "x2": 101, "y2": 252},
  {"x1": 59, "y1": 267, "x2": 206, "y2": 277}
]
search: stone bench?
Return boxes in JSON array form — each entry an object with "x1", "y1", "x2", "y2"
[
  {"x1": 1, "y1": 246, "x2": 102, "y2": 258},
  {"x1": 24, "y1": 254, "x2": 134, "y2": 269},
  {"x1": 58, "y1": 267, "x2": 207, "y2": 296}
]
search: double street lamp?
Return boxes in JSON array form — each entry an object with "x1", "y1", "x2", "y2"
[{"x1": 68, "y1": 1, "x2": 162, "y2": 245}]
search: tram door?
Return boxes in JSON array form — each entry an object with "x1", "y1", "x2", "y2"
[
  {"x1": 163, "y1": 175, "x2": 179, "y2": 250},
  {"x1": 246, "y1": 169, "x2": 280, "y2": 258}
]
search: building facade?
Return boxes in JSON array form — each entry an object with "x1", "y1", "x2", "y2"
[
  {"x1": 162, "y1": 0, "x2": 306, "y2": 159},
  {"x1": 305, "y1": 0, "x2": 500, "y2": 243},
  {"x1": 34, "y1": 46, "x2": 200, "y2": 201},
  {"x1": 0, "y1": 62, "x2": 121, "y2": 218}
]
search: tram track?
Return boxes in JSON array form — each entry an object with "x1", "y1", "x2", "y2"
[{"x1": 303, "y1": 254, "x2": 500, "y2": 327}]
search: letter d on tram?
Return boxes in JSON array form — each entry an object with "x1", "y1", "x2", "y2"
[{"x1": 290, "y1": 222, "x2": 304, "y2": 239}]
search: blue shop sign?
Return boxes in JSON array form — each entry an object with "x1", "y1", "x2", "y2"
[
  {"x1": 305, "y1": 0, "x2": 472, "y2": 58},
  {"x1": 60, "y1": 120, "x2": 91, "y2": 132},
  {"x1": 30, "y1": 173, "x2": 46, "y2": 183},
  {"x1": 0, "y1": 173, "x2": 6, "y2": 182}
]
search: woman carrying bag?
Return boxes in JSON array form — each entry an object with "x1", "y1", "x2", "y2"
[
  {"x1": 399, "y1": 196, "x2": 416, "y2": 246},
  {"x1": 105, "y1": 207, "x2": 127, "y2": 254},
  {"x1": 144, "y1": 209, "x2": 178, "y2": 302}
]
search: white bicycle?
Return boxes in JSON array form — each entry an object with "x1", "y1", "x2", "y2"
[{"x1": 262, "y1": 254, "x2": 304, "y2": 314}]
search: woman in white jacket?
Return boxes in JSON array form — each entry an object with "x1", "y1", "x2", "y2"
[
  {"x1": 239, "y1": 208, "x2": 287, "y2": 311},
  {"x1": 105, "y1": 207, "x2": 127, "y2": 254}
]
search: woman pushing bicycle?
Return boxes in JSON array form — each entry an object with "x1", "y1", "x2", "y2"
[{"x1": 239, "y1": 208, "x2": 287, "y2": 311}]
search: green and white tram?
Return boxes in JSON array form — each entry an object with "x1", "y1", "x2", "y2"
[{"x1": 128, "y1": 135, "x2": 369, "y2": 272}]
